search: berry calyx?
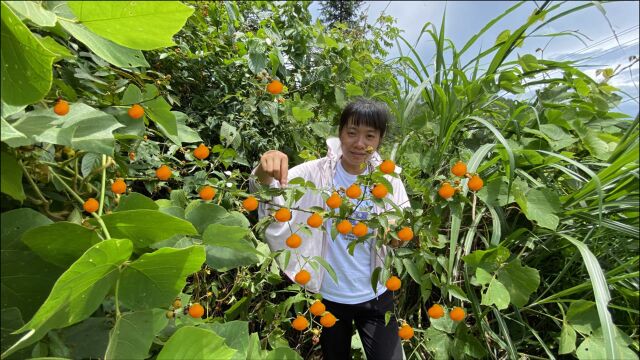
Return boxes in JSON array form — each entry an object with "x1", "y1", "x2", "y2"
[
  {"x1": 54, "y1": 99, "x2": 69, "y2": 116},
  {"x1": 243, "y1": 196, "x2": 259, "y2": 211},
  {"x1": 274, "y1": 208, "x2": 291, "y2": 222},
  {"x1": 111, "y1": 178, "x2": 126, "y2": 195},
  {"x1": 83, "y1": 198, "x2": 99, "y2": 213},
  {"x1": 379, "y1": 159, "x2": 395, "y2": 174},
  {"x1": 128, "y1": 104, "x2": 145, "y2": 119}
]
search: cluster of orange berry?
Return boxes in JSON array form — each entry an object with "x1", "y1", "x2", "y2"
[
  {"x1": 165, "y1": 298, "x2": 208, "y2": 319},
  {"x1": 438, "y1": 161, "x2": 484, "y2": 200},
  {"x1": 291, "y1": 300, "x2": 337, "y2": 332},
  {"x1": 427, "y1": 304, "x2": 466, "y2": 322}
]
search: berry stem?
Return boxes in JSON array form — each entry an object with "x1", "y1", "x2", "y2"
[{"x1": 98, "y1": 155, "x2": 108, "y2": 216}]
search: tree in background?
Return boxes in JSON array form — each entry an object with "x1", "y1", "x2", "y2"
[{"x1": 319, "y1": 0, "x2": 365, "y2": 29}]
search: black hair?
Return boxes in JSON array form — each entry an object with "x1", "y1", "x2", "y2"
[{"x1": 338, "y1": 98, "x2": 390, "y2": 139}]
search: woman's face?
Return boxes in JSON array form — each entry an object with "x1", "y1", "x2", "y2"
[{"x1": 339, "y1": 122, "x2": 381, "y2": 174}]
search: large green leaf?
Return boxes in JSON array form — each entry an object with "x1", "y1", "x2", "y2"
[
  {"x1": 202, "y1": 224, "x2": 261, "y2": 256},
  {"x1": 205, "y1": 321, "x2": 250, "y2": 360},
  {"x1": 3, "y1": 239, "x2": 133, "y2": 358},
  {"x1": 174, "y1": 111, "x2": 202, "y2": 144},
  {"x1": 497, "y1": 258, "x2": 540, "y2": 307},
  {"x1": 22, "y1": 222, "x2": 101, "y2": 268},
  {"x1": 185, "y1": 202, "x2": 228, "y2": 234},
  {"x1": 119, "y1": 246, "x2": 205, "y2": 310},
  {"x1": 5, "y1": 1, "x2": 57, "y2": 27},
  {"x1": 516, "y1": 188, "x2": 561, "y2": 231},
  {"x1": 96, "y1": 210, "x2": 198, "y2": 248},
  {"x1": 1, "y1": 117, "x2": 28, "y2": 143},
  {"x1": 68, "y1": 1, "x2": 194, "y2": 50},
  {"x1": 424, "y1": 327, "x2": 452, "y2": 360},
  {"x1": 0, "y1": 151, "x2": 25, "y2": 201},
  {"x1": 1, "y1": 2, "x2": 56, "y2": 106},
  {"x1": 481, "y1": 279, "x2": 510, "y2": 309},
  {"x1": 265, "y1": 347, "x2": 303, "y2": 360},
  {"x1": 145, "y1": 96, "x2": 179, "y2": 145},
  {"x1": 57, "y1": 317, "x2": 111, "y2": 359},
  {"x1": 104, "y1": 309, "x2": 168, "y2": 360},
  {"x1": 114, "y1": 192, "x2": 159, "y2": 212},
  {"x1": 0, "y1": 307, "x2": 31, "y2": 360},
  {"x1": 156, "y1": 326, "x2": 236, "y2": 360}
]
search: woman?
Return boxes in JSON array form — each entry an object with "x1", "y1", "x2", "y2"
[{"x1": 249, "y1": 98, "x2": 409, "y2": 359}]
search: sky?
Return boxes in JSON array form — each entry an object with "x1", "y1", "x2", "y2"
[{"x1": 309, "y1": 1, "x2": 639, "y2": 117}]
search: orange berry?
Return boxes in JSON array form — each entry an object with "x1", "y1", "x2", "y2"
[
  {"x1": 291, "y1": 315, "x2": 309, "y2": 331},
  {"x1": 379, "y1": 159, "x2": 396, "y2": 174},
  {"x1": 320, "y1": 312, "x2": 337, "y2": 328},
  {"x1": 438, "y1": 182, "x2": 455, "y2": 199},
  {"x1": 386, "y1": 275, "x2": 401, "y2": 291},
  {"x1": 336, "y1": 220, "x2": 352, "y2": 235},
  {"x1": 345, "y1": 184, "x2": 362, "y2": 199},
  {"x1": 53, "y1": 99, "x2": 69, "y2": 116},
  {"x1": 310, "y1": 301, "x2": 326, "y2": 316},
  {"x1": 128, "y1": 104, "x2": 145, "y2": 119},
  {"x1": 352, "y1": 222, "x2": 368, "y2": 237},
  {"x1": 193, "y1": 143, "x2": 210, "y2": 160},
  {"x1": 450, "y1": 306, "x2": 466, "y2": 321},
  {"x1": 397, "y1": 227, "x2": 413, "y2": 241},
  {"x1": 286, "y1": 233, "x2": 302, "y2": 248},
  {"x1": 371, "y1": 184, "x2": 388, "y2": 199},
  {"x1": 451, "y1": 161, "x2": 467, "y2": 177},
  {"x1": 468, "y1": 175, "x2": 484, "y2": 192},
  {"x1": 243, "y1": 196, "x2": 259, "y2": 211},
  {"x1": 307, "y1": 213, "x2": 323, "y2": 228},
  {"x1": 156, "y1": 165, "x2": 172, "y2": 181},
  {"x1": 83, "y1": 198, "x2": 99, "y2": 213},
  {"x1": 295, "y1": 270, "x2": 311, "y2": 285},
  {"x1": 188, "y1": 303, "x2": 205, "y2": 318},
  {"x1": 274, "y1": 207, "x2": 291, "y2": 222},
  {"x1": 398, "y1": 323, "x2": 414, "y2": 340},
  {"x1": 111, "y1": 179, "x2": 127, "y2": 195},
  {"x1": 326, "y1": 192, "x2": 342, "y2": 209},
  {"x1": 266, "y1": 80, "x2": 284, "y2": 95},
  {"x1": 428, "y1": 304, "x2": 445, "y2": 319},
  {"x1": 199, "y1": 185, "x2": 216, "y2": 201}
]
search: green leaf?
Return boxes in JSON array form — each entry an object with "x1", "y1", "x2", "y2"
[
  {"x1": 57, "y1": 317, "x2": 111, "y2": 359},
  {"x1": 146, "y1": 96, "x2": 179, "y2": 145},
  {"x1": 559, "y1": 322, "x2": 577, "y2": 354},
  {"x1": 1, "y1": 307, "x2": 31, "y2": 359},
  {"x1": 104, "y1": 309, "x2": 168, "y2": 360},
  {"x1": 497, "y1": 258, "x2": 540, "y2": 307},
  {"x1": 21, "y1": 222, "x2": 101, "y2": 268},
  {"x1": 201, "y1": 224, "x2": 261, "y2": 256},
  {"x1": 5, "y1": 1, "x2": 57, "y2": 27},
  {"x1": 346, "y1": 83, "x2": 364, "y2": 97},
  {"x1": 119, "y1": 245, "x2": 205, "y2": 310},
  {"x1": 174, "y1": 111, "x2": 202, "y2": 143},
  {"x1": 122, "y1": 84, "x2": 143, "y2": 105},
  {"x1": 157, "y1": 326, "x2": 236, "y2": 360},
  {"x1": 495, "y1": 29, "x2": 511, "y2": 44},
  {"x1": 0, "y1": 151, "x2": 25, "y2": 201},
  {"x1": 567, "y1": 300, "x2": 600, "y2": 335},
  {"x1": 572, "y1": 120, "x2": 611, "y2": 160},
  {"x1": 518, "y1": 188, "x2": 561, "y2": 230},
  {"x1": 370, "y1": 267, "x2": 381, "y2": 293},
  {"x1": 350, "y1": 60, "x2": 365, "y2": 82},
  {"x1": 37, "y1": 36, "x2": 74, "y2": 62},
  {"x1": 482, "y1": 279, "x2": 510, "y2": 310},
  {"x1": 1, "y1": 117, "x2": 28, "y2": 144},
  {"x1": 96, "y1": 210, "x2": 198, "y2": 248},
  {"x1": 291, "y1": 106, "x2": 314, "y2": 123},
  {"x1": 1, "y1": 2, "x2": 56, "y2": 106},
  {"x1": 68, "y1": 1, "x2": 194, "y2": 50},
  {"x1": 451, "y1": 324, "x2": 487, "y2": 359},
  {"x1": 402, "y1": 258, "x2": 423, "y2": 285},
  {"x1": 248, "y1": 51, "x2": 267, "y2": 74},
  {"x1": 424, "y1": 327, "x2": 452, "y2": 360},
  {"x1": 185, "y1": 202, "x2": 228, "y2": 234},
  {"x1": 576, "y1": 327, "x2": 636, "y2": 360},
  {"x1": 114, "y1": 192, "x2": 159, "y2": 212},
  {"x1": 312, "y1": 256, "x2": 337, "y2": 284},
  {"x1": 4, "y1": 240, "x2": 132, "y2": 358},
  {"x1": 206, "y1": 321, "x2": 250, "y2": 360},
  {"x1": 265, "y1": 347, "x2": 302, "y2": 360}
]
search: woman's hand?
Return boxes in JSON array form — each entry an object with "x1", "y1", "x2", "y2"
[{"x1": 255, "y1": 150, "x2": 289, "y2": 186}]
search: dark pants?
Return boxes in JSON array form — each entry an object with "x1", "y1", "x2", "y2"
[{"x1": 320, "y1": 291, "x2": 403, "y2": 360}]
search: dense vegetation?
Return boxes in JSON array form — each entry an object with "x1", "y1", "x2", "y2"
[{"x1": 1, "y1": 1, "x2": 637, "y2": 359}]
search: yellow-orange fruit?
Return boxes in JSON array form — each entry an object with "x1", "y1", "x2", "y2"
[
  {"x1": 428, "y1": 304, "x2": 445, "y2": 319},
  {"x1": 449, "y1": 306, "x2": 466, "y2": 321},
  {"x1": 310, "y1": 301, "x2": 326, "y2": 316},
  {"x1": 352, "y1": 222, "x2": 368, "y2": 237},
  {"x1": 111, "y1": 179, "x2": 127, "y2": 195},
  {"x1": 468, "y1": 175, "x2": 484, "y2": 192},
  {"x1": 438, "y1": 182, "x2": 454, "y2": 199},
  {"x1": 188, "y1": 303, "x2": 205, "y2": 318},
  {"x1": 266, "y1": 80, "x2": 284, "y2": 95},
  {"x1": 243, "y1": 196, "x2": 259, "y2": 211},
  {"x1": 172, "y1": 299, "x2": 182, "y2": 309},
  {"x1": 345, "y1": 184, "x2": 362, "y2": 199},
  {"x1": 379, "y1": 159, "x2": 396, "y2": 174},
  {"x1": 83, "y1": 198, "x2": 99, "y2": 213},
  {"x1": 326, "y1": 192, "x2": 342, "y2": 209},
  {"x1": 320, "y1": 312, "x2": 337, "y2": 328},
  {"x1": 386, "y1": 275, "x2": 401, "y2": 291},
  {"x1": 397, "y1": 227, "x2": 413, "y2": 241},
  {"x1": 274, "y1": 207, "x2": 291, "y2": 222},
  {"x1": 193, "y1": 144, "x2": 210, "y2": 160},
  {"x1": 336, "y1": 220, "x2": 352, "y2": 235},
  {"x1": 307, "y1": 213, "x2": 323, "y2": 228},
  {"x1": 398, "y1": 323, "x2": 414, "y2": 340},
  {"x1": 199, "y1": 185, "x2": 216, "y2": 201},
  {"x1": 54, "y1": 99, "x2": 69, "y2": 116},
  {"x1": 128, "y1": 104, "x2": 145, "y2": 119},
  {"x1": 371, "y1": 184, "x2": 388, "y2": 199},
  {"x1": 291, "y1": 315, "x2": 309, "y2": 331},
  {"x1": 286, "y1": 233, "x2": 302, "y2": 248},
  {"x1": 156, "y1": 165, "x2": 172, "y2": 181},
  {"x1": 295, "y1": 270, "x2": 311, "y2": 285},
  {"x1": 451, "y1": 161, "x2": 467, "y2": 177}
]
